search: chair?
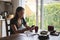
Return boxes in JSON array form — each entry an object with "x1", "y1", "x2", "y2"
[
  {"x1": 5, "y1": 14, "x2": 14, "y2": 36},
  {"x1": 5, "y1": 18, "x2": 11, "y2": 36}
]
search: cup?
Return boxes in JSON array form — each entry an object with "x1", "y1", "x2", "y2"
[
  {"x1": 35, "y1": 26, "x2": 38, "y2": 33},
  {"x1": 48, "y1": 26, "x2": 54, "y2": 31}
]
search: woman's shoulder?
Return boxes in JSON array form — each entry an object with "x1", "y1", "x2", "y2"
[
  {"x1": 11, "y1": 18, "x2": 16, "y2": 21},
  {"x1": 10, "y1": 18, "x2": 17, "y2": 24}
]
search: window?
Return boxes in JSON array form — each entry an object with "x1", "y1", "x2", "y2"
[
  {"x1": 19, "y1": 0, "x2": 40, "y2": 28},
  {"x1": 24, "y1": 0, "x2": 36, "y2": 26},
  {"x1": 24, "y1": 0, "x2": 40, "y2": 28},
  {"x1": 43, "y1": 0, "x2": 60, "y2": 31}
]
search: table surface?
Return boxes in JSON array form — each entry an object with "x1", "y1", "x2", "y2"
[{"x1": 0, "y1": 32, "x2": 60, "y2": 40}]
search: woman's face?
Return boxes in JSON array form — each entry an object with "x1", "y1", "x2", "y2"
[{"x1": 18, "y1": 10, "x2": 24, "y2": 18}]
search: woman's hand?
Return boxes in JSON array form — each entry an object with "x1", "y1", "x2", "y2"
[
  {"x1": 29, "y1": 25, "x2": 35, "y2": 32},
  {"x1": 26, "y1": 26, "x2": 35, "y2": 30},
  {"x1": 26, "y1": 27, "x2": 31, "y2": 30}
]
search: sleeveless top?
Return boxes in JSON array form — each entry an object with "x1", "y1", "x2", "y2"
[{"x1": 10, "y1": 18, "x2": 26, "y2": 34}]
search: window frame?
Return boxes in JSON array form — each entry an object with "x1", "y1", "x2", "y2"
[{"x1": 40, "y1": 0, "x2": 44, "y2": 29}]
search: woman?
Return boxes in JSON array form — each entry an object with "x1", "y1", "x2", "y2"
[{"x1": 10, "y1": 7, "x2": 35, "y2": 34}]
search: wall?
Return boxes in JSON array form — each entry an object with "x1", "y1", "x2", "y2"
[
  {"x1": 0, "y1": 2, "x2": 5, "y2": 37},
  {"x1": 12, "y1": 0, "x2": 24, "y2": 13},
  {"x1": 12, "y1": 0, "x2": 19, "y2": 13},
  {"x1": 0, "y1": 2, "x2": 5, "y2": 14}
]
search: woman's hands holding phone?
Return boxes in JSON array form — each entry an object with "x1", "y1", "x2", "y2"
[{"x1": 26, "y1": 25, "x2": 35, "y2": 31}]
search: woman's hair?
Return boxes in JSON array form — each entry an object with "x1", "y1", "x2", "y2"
[{"x1": 14, "y1": 7, "x2": 24, "y2": 19}]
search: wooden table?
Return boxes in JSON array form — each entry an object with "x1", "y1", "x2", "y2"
[{"x1": 0, "y1": 33, "x2": 60, "y2": 40}]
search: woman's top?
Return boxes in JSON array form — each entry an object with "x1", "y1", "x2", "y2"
[{"x1": 10, "y1": 18, "x2": 26, "y2": 34}]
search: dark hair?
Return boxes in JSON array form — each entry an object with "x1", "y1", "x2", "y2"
[{"x1": 14, "y1": 7, "x2": 24, "y2": 19}]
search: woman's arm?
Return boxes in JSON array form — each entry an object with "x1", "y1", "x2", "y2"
[
  {"x1": 11, "y1": 24, "x2": 31, "y2": 33},
  {"x1": 24, "y1": 23, "x2": 35, "y2": 30},
  {"x1": 23, "y1": 18, "x2": 35, "y2": 30}
]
